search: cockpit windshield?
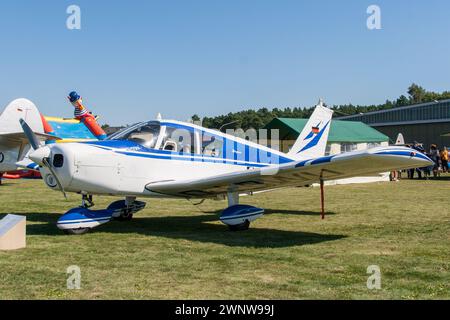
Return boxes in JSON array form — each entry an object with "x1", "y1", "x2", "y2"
[{"x1": 110, "y1": 122, "x2": 160, "y2": 149}]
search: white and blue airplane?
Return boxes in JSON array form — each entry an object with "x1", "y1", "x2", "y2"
[
  {"x1": 20, "y1": 101, "x2": 433, "y2": 234},
  {"x1": 0, "y1": 99, "x2": 53, "y2": 177}
]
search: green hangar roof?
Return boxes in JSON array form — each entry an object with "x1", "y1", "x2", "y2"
[{"x1": 264, "y1": 118, "x2": 389, "y2": 143}]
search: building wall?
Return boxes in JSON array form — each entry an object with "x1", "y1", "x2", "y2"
[
  {"x1": 374, "y1": 122, "x2": 450, "y2": 149},
  {"x1": 338, "y1": 99, "x2": 450, "y2": 125},
  {"x1": 337, "y1": 99, "x2": 450, "y2": 150}
]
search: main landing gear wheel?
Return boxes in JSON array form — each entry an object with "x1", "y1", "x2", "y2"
[
  {"x1": 114, "y1": 211, "x2": 133, "y2": 221},
  {"x1": 219, "y1": 203, "x2": 263, "y2": 231},
  {"x1": 63, "y1": 228, "x2": 91, "y2": 235},
  {"x1": 109, "y1": 198, "x2": 146, "y2": 222},
  {"x1": 228, "y1": 220, "x2": 250, "y2": 231}
]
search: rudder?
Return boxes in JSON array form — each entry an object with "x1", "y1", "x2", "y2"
[
  {"x1": 0, "y1": 98, "x2": 44, "y2": 134},
  {"x1": 287, "y1": 100, "x2": 333, "y2": 159}
]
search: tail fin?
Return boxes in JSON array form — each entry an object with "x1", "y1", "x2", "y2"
[
  {"x1": 287, "y1": 101, "x2": 333, "y2": 159},
  {"x1": 395, "y1": 133, "x2": 405, "y2": 145},
  {"x1": 0, "y1": 98, "x2": 44, "y2": 134}
]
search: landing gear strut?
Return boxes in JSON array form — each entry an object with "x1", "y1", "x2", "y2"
[
  {"x1": 320, "y1": 173, "x2": 325, "y2": 220},
  {"x1": 82, "y1": 194, "x2": 94, "y2": 208},
  {"x1": 226, "y1": 191, "x2": 248, "y2": 231},
  {"x1": 63, "y1": 194, "x2": 96, "y2": 235}
]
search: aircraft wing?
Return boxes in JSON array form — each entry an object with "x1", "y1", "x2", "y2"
[
  {"x1": 0, "y1": 132, "x2": 61, "y2": 143},
  {"x1": 145, "y1": 147, "x2": 432, "y2": 198}
]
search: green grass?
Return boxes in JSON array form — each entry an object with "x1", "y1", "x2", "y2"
[{"x1": 0, "y1": 176, "x2": 449, "y2": 299}]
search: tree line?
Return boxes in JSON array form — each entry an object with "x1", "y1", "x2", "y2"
[{"x1": 192, "y1": 84, "x2": 450, "y2": 131}]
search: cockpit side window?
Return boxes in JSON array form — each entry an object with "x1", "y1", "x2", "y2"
[
  {"x1": 202, "y1": 132, "x2": 223, "y2": 157},
  {"x1": 161, "y1": 126, "x2": 196, "y2": 154},
  {"x1": 120, "y1": 124, "x2": 160, "y2": 149}
]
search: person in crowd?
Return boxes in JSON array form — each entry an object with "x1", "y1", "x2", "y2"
[
  {"x1": 412, "y1": 142, "x2": 425, "y2": 179},
  {"x1": 390, "y1": 170, "x2": 399, "y2": 182},
  {"x1": 441, "y1": 147, "x2": 449, "y2": 173},
  {"x1": 405, "y1": 144, "x2": 415, "y2": 179},
  {"x1": 429, "y1": 144, "x2": 441, "y2": 178},
  {"x1": 423, "y1": 155, "x2": 432, "y2": 179}
]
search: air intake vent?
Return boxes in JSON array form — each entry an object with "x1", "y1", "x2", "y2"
[{"x1": 53, "y1": 154, "x2": 64, "y2": 168}]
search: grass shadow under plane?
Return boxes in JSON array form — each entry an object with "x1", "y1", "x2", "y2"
[{"x1": 16, "y1": 212, "x2": 346, "y2": 248}]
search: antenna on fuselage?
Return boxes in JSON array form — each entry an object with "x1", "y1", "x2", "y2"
[{"x1": 156, "y1": 113, "x2": 162, "y2": 121}]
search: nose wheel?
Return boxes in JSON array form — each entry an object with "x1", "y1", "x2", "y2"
[{"x1": 63, "y1": 228, "x2": 90, "y2": 235}]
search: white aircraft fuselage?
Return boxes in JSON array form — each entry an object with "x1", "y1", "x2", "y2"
[
  {"x1": 35, "y1": 119, "x2": 294, "y2": 197},
  {"x1": 33, "y1": 118, "x2": 432, "y2": 199}
]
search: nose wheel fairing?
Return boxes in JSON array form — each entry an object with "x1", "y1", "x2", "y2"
[
  {"x1": 57, "y1": 207, "x2": 112, "y2": 231},
  {"x1": 57, "y1": 199, "x2": 146, "y2": 233}
]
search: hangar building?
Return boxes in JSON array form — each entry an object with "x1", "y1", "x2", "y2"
[{"x1": 336, "y1": 99, "x2": 450, "y2": 149}]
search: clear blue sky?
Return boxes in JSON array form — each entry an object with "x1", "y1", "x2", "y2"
[{"x1": 0, "y1": 0, "x2": 449, "y2": 125}]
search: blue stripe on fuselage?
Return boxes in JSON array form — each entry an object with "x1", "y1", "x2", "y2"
[
  {"x1": 81, "y1": 140, "x2": 293, "y2": 167},
  {"x1": 115, "y1": 151, "x2": 268, "y2": 167}
]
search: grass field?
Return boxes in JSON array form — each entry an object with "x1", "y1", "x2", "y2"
[{"x1": 0, "y1": 177, "x2": 449, "y2": 299}]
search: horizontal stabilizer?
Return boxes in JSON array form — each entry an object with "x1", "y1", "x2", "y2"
[{"x1": 0, "y1": 132, "x2": 61, "y2": 142}]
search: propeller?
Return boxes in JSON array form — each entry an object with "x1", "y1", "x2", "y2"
[
  {"x1": 19, "y1": 118, "x2": 67, "y2": 199},
  {"x1": 19, "y1": 119, "x2": 40, "y2": 150}
]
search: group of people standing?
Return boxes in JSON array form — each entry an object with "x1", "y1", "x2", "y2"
[
  {"x1": 390, "y1": 143, "x2": 448, "y2": 181},
  {"x1": 407, "y1": 143, "x2": 448, "y2": 179}
]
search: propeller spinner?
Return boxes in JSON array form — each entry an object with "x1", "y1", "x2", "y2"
[{"x1": 19, "y1": 118, "x2": 67, "y2": 199}]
